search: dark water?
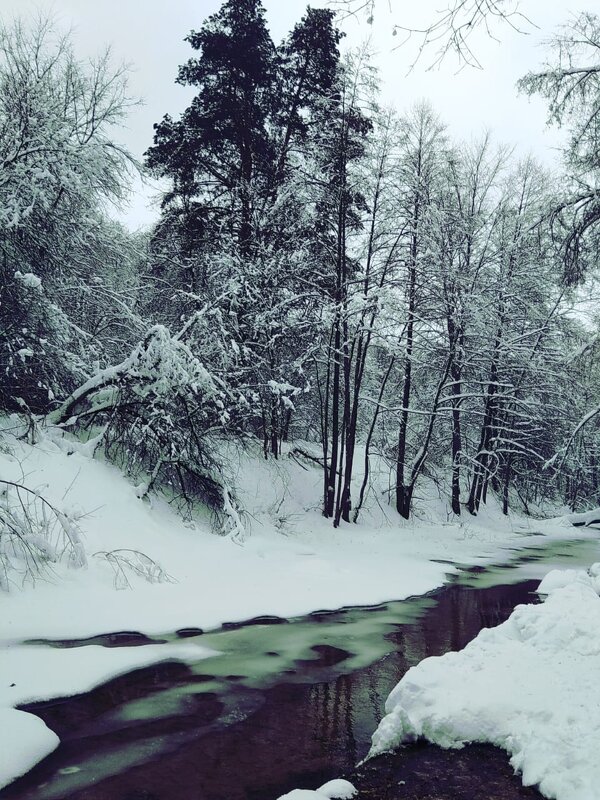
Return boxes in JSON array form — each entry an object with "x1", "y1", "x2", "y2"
[{"x1": 2, "y1": 537, "x2": 598, "y2": 800}]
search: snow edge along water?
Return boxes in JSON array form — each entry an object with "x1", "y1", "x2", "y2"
[
  {"x1": 369, "y1": 564, "x2": 600, "y2": 800},
  {"x1": 0, "y1": 424, "x2": 597, "y2": 792}
]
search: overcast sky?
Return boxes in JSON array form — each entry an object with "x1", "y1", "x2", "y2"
[{"x1": 0, "y1": 0, "x2": 593, "y2": 228}]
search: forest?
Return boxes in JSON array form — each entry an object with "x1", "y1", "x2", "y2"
[
  {"x1": 1, "y1": 2, "x2": 600, "y2": 798},
  {"x1": 1, "y1": 0, "x2": 599, "y2": 541}
]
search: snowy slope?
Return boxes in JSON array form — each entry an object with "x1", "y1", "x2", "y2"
[
  {"x1": 0, "y1": 423, "x2": 591, "y2": 641},
  {"x1": 0, "y1": 423, "x2": 593, "y2": 791}
]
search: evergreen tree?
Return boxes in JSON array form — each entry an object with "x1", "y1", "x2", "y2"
[
  {"x1": 146, "y1": 0, "x2": 275, "y2": 255},
  {"x1": 273, "y1": 8, "x2": 342, "y2": 188},
  {"x1": 145, "y1": 1, "x2": 346, "y2": 459}
]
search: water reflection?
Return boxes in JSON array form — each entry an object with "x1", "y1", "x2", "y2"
[{"x1": 2, "y1": 538, "x2": 597, "y2": 800}]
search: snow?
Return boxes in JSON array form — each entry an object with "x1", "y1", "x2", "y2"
[
  {"x1": 13, "y1": 271, "x2": 42, "y2": 290},
  {"x1": 0, "y1": 640, "x2": 215, "y2": 789},
  {"x1": 369, "y1": 564, "x2": 600, "y2": 800},
  {"x1": 0, "y1": 708, "x2": 58, "y2": 791},
  {"x1": 277, "y1": 778, "x2": 357, "y2": 799},
  {"x1": 46, "y1": 324, "x2": 218, "y2": 426},
  {"x1": 0, "y1": 423, "x2": 596, "y2": 793},
  {"x1": 536, "y1": 566, "x2": 597, "y2": 594},
  {"x1": 567, "y1": 507, "x2": 600, "y2": 527},
  {"x1": 0, "y1": 428, "x2": 587, "y2": 642},
  {"x1": 1, "y1": 641, "x2": 214, "y2": 708}
]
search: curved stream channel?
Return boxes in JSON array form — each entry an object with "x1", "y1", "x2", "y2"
[{"x1": 2, "y1": 536, "x2": 599, "y2": 800}]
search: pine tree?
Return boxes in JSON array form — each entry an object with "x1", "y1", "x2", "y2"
[
  {"x1": 145, "y1": 0, "x2": 275, "y2": 254},
  {"x1": 145, "y1": 1, "x2": 347, "y2": 460},
  {"x1": 273, "y1": 8, "x2": 342, "y2": 188}
]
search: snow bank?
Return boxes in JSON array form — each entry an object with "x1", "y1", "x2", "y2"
[
  {"x1": 0, "y1": 640, "x2": 215, "y2": 789},
  {"x1": 0, "y1": 428, "x2": 587, "y2": 642},
  {"x1": 0, "y1": 425, "x2": 595, "y2": 792},
  {"x1": 369, "y1": 564, "x2": 600, "y2": 800},
  {"x1": 0, "y1": 708, "x2": 58, "y2": 791},
  {"x1": 277, "y1": 778, "x2": 357, "y2": 799},
  {"x1": 536, "y1": 564, "x2": 600, "y2": 594}
]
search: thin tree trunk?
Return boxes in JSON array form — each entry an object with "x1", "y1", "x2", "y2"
[
  {"x1": 467, "y1": 361, "x2": 499, "y2": 514},
  {"x1": 502, "y1": 453, "x2": 512, "y2": 515},
  {"x1": 325, "y1": 315, "x2": 341, "y2": 517},
  {"x1": 353, "y1": 356, "x2": 396, "y2": 522},
  {"x1": 401, "y1": 353, "x2": 453, "y2": 518},
  {"x1": 447, "y1": 321, "x2": 463, "y2": 516},
  {"x1": 396, "y1": 193, "x2": 419, "y2": 518}
]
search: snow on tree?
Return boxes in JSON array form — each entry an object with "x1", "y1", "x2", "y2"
[
  {"x1": 519, "y1": 12, "x2": 600, "y2": 282},
  {"x1": 0, "y1": 17, "x2": 139, "y2": 414}
]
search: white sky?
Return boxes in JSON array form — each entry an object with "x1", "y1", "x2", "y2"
[{"x1": 0, "y1": 0, "x2": 594, "y2": 229}]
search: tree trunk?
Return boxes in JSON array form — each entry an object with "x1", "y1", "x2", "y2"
[
  {"x1": 447, "y1": 322, "x2": 463, "y2": 516},
  {"x1": 396, "y1": 193, "x2": 419, "y2": 517},
  {"x1": 325, "y1": 315, "x2": 341, "y2": 518},
  {"x1": 396, "y1": 484, "x2": 413, "y2": 520},
  {"x1": 467, "y1": 378, "x2": 498, "y2": 514},
  {"x1": 502, "y1": 454, "x2": 512, "y2": 515}
]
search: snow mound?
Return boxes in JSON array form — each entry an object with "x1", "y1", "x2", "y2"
[
  {"x1": 537, "y1": 563, "x2": 600, "y2": 595},
  {"x1": 369, "y1": 564, "x2": 600, "y2": 800},
  {"x1": 278, "y1": 778, "x2": 357, "y2": 799},
  {"x1": 0, "y1": 707, "x2": 59, "y2": 789},
  {"x1": 567, "y1": 508, "x2": 600, "y2": 528}
]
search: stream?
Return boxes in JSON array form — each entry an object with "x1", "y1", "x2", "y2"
[{"x1": 2, "y1": 536, "x2": 598, "y2": 800}]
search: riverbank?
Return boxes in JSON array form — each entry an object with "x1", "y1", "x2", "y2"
[
  {"x1": 0, "y1": 424, "x2": 597, "y2": 793},
  {"x1": 0, "y1": 425, "x2": 590, "y2": 642},
  {"x1": 368, "y1": 564, "x2": 600, "y2": 800},
  {"x1": 353, "y1": 744, "x2": 543, "y2": 799}
]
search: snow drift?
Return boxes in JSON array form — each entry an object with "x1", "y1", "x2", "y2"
[
  {"x1": 277, "y1": 778, "x2": 357, "y2": 799},
  {"x1": 369, "y1": 563, "x2": 600, "y2": 800}
]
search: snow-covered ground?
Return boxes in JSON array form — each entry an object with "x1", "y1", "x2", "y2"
[
  {"x1": 0, "y1": 422, "x2": 595, "y2": 792},
  {"x1": 369, "y1": 564, "x2": 600, "y2": 800},
  {"x1": 0, "y1": 425, "x2": 587, "y2": 641}
]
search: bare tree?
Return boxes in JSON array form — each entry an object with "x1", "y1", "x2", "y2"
[
  {"x1": 329, "y1": 0, "x2": 532, "y2": 68},
  {"x1": 0, "y1": 15, "x2": 140, "y2": 413},
  {"x1": 519, "y1": 12, "x2": 600, "y2": 282}
]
